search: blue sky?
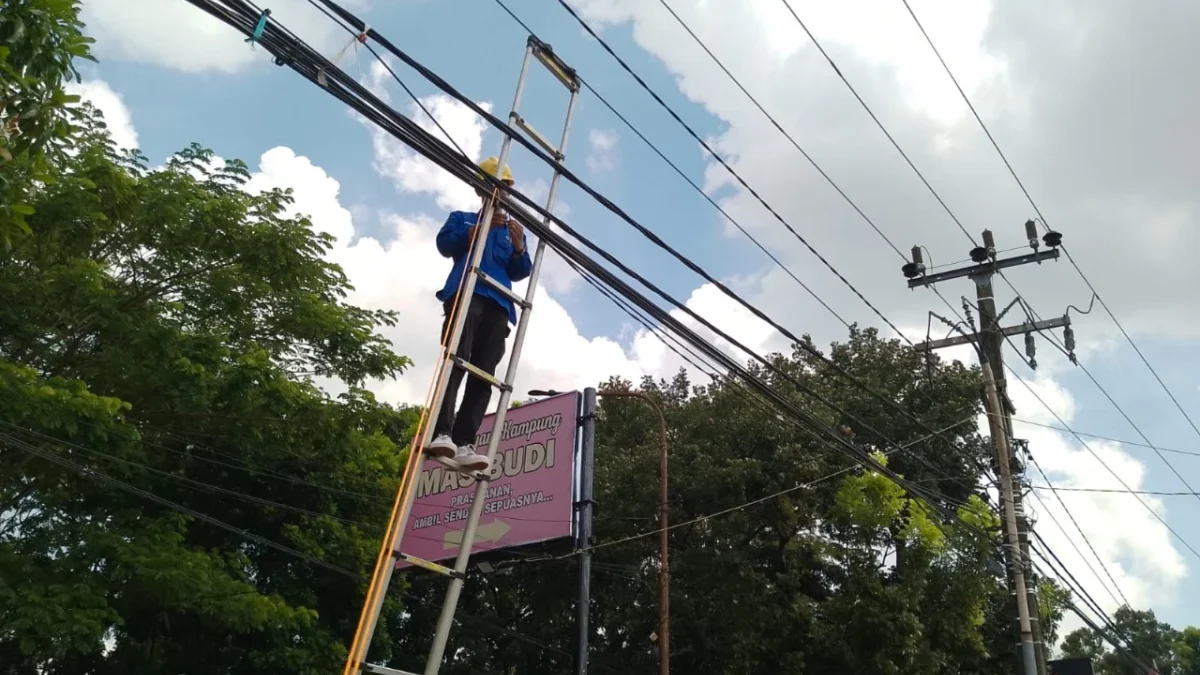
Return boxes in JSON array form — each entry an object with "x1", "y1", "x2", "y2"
[{"x1": 77, "y1": 0, "x2": 1200, "y2": 636}]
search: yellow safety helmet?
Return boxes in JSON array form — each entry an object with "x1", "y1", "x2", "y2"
[{"x1": 477, "y1": 156, "x2": 515, "y2": 185}]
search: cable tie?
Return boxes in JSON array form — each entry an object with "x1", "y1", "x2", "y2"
[
  {"x1": 318, "y1": 23, "x2": 370, "y2": 87},
  {"x1": 245, "y1": 9, "x2": 271, "y2": 49}
]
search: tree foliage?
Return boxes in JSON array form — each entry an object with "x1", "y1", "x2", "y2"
[
  {"x1": 0, "y1": 0, "x2": 95, "y2": 248},
  {"x1": 2, "y1": 5, "x2": 1088, "y2": 673},
  {"x1": 1060, "y1": 606, "x2": 1200, "y2": 675},
  {"x1": 0, "y1": 102, "x2": 418, "y2": 673},
  {"x1": 393, "y1": 328, "x2": 1069, "y2": 675}
]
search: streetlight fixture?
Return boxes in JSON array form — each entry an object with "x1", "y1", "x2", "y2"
[{"x1": 530, "y1": 388, "x2": 671, "y2": 675}]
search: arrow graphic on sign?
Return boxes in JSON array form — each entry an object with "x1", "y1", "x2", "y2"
[{"x1": 443, "y1": 519, "x2": 512, "y2": 550}]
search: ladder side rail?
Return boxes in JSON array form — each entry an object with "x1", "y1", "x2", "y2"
[
  {"x1": 422, "y1": 85, "x2": 580, "y2": 675},
  {"x1": 538, "y1": 90, "x2": 580, "y2": 224},
  {"x1": 347, "y1": 45, "x2": 534, "y2": 667}
]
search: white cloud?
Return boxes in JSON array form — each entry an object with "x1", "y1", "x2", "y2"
[
  {"x1": 585, "y1": 128, "x2": 619, "y2": 173},
  {"x1": 65, "y1": 79, "x2": 139, "y2": 152},
  {"x1": 1009, "y1": 372, "x2": 1189, "y2": 613},
  {"x1": 363, "y1": 68, "x2": 491, "y2": 212},
  {"x1": 81, "y1": 0, "x2": 366, "y2": 74}
]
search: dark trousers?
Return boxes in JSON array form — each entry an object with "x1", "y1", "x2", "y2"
[{"x1": 433, "y1": 295, "x2": 511, "y2": 446}]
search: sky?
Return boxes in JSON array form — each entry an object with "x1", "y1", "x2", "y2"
[{"x1": 74, "y1": 0, "x2": 1200, "y2": 639}]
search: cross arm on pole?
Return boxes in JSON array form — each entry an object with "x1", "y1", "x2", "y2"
[
  {"x1": 916, "y1": 316, "x2": 1071, "y2": 352},
  {"x1": 907, "y1": 249, "x2": 1060, "y2": 289}
]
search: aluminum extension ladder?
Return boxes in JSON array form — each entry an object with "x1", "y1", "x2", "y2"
[{"x1": 344, "y1": 36, "x2": 581, "y2": 675}]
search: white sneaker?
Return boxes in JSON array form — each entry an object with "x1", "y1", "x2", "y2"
[
  {"x1": 454, "y1": 445, "x2": 489, "y2": 472},
  {"x1": 425, "y1": 433, "x2": 456, "y2": 459}
]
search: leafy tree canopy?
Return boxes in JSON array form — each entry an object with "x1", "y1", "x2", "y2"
[
  {"x1": 395, "y1": 328, "x2": 1069, "y2": 675},
  {"x1": 1, "y1": 4, "x2": 1086, "y2": 674},
  {"x1": 1060, "y1": 606, "x2": 1200, "y2": 675},
  {"x1": 0, "y1": 94, "x2": 418, "y2": 672}
]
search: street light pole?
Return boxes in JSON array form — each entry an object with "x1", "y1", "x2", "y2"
[{"x1": 597, "y1": 389, "x2": 670, "y2": 675}]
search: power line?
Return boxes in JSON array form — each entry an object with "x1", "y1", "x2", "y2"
[
  {"x1": 552, "y1": 0, "x2": 1006, "y2": 412},
  {"x1": 772, "y1": 0, "x2": 976, "y2": 244},
  {"x1": 1008, "y1": 415, "x2": 1200, "y2": 458},
  {"x1": 998, "y1": 360, "x2": 1200, "y2": 563},
  {"x1": 529, "y1": 0, "x2": 907, "y2": 340},
  {"x1": 507, "y1": 415, "x2": 977, "y2": 565},
  {"x1": 649, "y1": 0, "x2": 908, "y2": 259},
  {"x1": 1032, "y1": 485, "x2": 1200, "y2": 498},
  {"x1": 1031, "y1": 529, "x2": 1164, "y2": 674},
  {"x1": 899, "y1": 0, "x2": 1200, "y2": 477},
  {"x1": 2, "y1": 429, "x2": 627, "y2": 674},
  {"x1": 1022, "y1": 450, "x2": 1129, "y2": 607},
  {"x1": 200, "y1": 0, "x2": 1014, "y2": 573}
]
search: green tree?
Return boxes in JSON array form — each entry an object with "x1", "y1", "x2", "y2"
[
  {"x1": 1061, "y1": 606, "x2": 1179, "y2": 675},
  {"x1": 1174, "y1": 626, "x2": 1200, "y2": 675},
  {"x1": 0, "y1": 105, "x2": 417, "y2": 674},
  {"x1": 393, "y1": 329, "x2": 1055, "y2": 675},
  {"x1": 0, "y1": 0, "x2": 94, "y2": 248}
]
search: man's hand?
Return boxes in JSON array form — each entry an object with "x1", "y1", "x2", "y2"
[
  {"x1": 489, "y1": 207, "x2": 508, "y2": 228},
  {"x1": 508, "y1": 219, "x2": 525, "y2": 254}
]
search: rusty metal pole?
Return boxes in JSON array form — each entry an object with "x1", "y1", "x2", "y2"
[
  {"x1": 598, "y1": 390, "x2": 669, "y2": 675},
  {"x1": 655, "y1": 404, "x2": 669, "y2": 675}
]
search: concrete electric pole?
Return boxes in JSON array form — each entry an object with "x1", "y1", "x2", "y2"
[{"x1": 902, "y1": 222, "x2": 1074, "y2": 675}]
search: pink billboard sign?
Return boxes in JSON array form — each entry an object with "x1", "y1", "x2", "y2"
[{"x1": 395, "y1": 391, "x2": 579, "y2": 569}]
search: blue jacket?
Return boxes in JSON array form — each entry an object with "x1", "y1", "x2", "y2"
[{"x1": 435, "y1": 210, "x2": 533, "y2": 324}]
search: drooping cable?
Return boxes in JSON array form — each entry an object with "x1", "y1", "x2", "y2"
[
  {"x1": 187, "y1": 0, "x2": 1013, "y2": 560},
  {"x1": 998, "y1": 360, "x2": 1200, "y2": 562},
  {"x1": 1030, "y1": 534, "x2": 1156, "y2": 673},
  {"x1": 899, "y1": 0, "x2": 1200, "y2": 469},
  {"x1": 245, "y1": 0, "x2": 999, "y2": 508},
  {"x1": 2, "y1": 430, "x2": 628, "y2": 674},
  {"x1": 1021, "y1": 448, "x2": 1128, "y2": 606}
]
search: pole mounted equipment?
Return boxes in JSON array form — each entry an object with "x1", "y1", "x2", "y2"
[{"x1": 901, "y1": 220, "x2": 1089, "y2": 675}]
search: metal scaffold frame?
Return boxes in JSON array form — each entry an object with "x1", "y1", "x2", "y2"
[{"x1": 343, "y1": 35, "x2": 581, "y2": 675}]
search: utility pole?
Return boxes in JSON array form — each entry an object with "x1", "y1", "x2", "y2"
[
  {"x1": 576, "y1": 388, "x2": 597, "y2": 675},
  {"x1": 982, "y1": 357, "x2": 1039, "y2": 675},
  {"x1": 902, "y1": 223, "x2": 1073, "y2": 675}
]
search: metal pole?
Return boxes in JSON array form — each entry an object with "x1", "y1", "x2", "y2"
[
  {"x1": 982, "y1": 358, "x2": 1038, "y2": 675},
  {"x1": 655, "y1": 406, "x2": 670, "y2": 675},
  {"x1": 575, "y1": 388, "x2": 597, "y2": 675}
]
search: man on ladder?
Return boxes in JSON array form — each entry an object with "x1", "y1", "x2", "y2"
[{"x1": 426, "y1": 156, "x2": 531, "y2": 472}]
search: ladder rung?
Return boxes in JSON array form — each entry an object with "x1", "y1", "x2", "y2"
[
  {"x1": 395, "y1": 552, "x2": 465, "y2": 579},
  {"x1": 528, "y1": 35, "x2": 579, "y2": 92},
  {"x1": 512, "y1": 115, "x2": 562, "y2": 161},
  {"x1": 423, "y1": 453, "x2": 491, "y2": 482},
  {"x1": 451, "y1": 355, "x2": 512, "y2": 393},
  {"x1": 475, "y1": 267, "x2": 530, "y2": 309},
  {"x1": 360, "y1": 664, "x2": 417, "y2": 675}
]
